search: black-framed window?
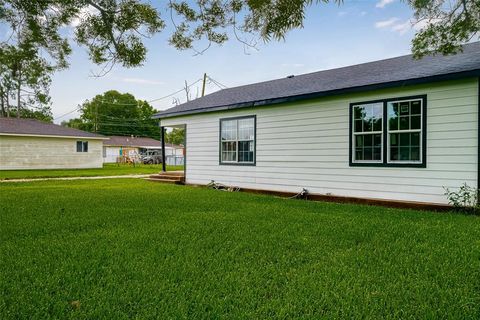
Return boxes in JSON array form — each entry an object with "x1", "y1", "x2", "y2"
[
  {"x1": 349, "y1": 95, "x2": 426, "y2": 168},
  {"x1": 76, "y1": 141, "x2": 88, "y2": 152},
  {"x1": 220, "y1": 116, "x2": 256, "y2": 165}
]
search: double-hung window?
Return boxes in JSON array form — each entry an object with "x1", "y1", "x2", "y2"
[
  {"x1": 350, "y1": 95, "x2": 426, "y2": 167},
  {"x1": 387, "y1": 99, "x2": 422, "y2": 163},
  {"x1": 220, "y1": 116, "x2": 255, "y2": 165},
  {"x1": 352, "y1": 103, "x2": 383, "y2": 163},
  {"x1": 76, "y1": 141, "x2": 88, "y2": 152}
]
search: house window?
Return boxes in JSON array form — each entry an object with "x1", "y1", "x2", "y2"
[
  {"x1": 220, "y1": 116, "x2": 255, "y2": 165},
  {"x1": 76, "y1": 141, "x2": 88, "y2": 152},
  {"x1": 350, "y1": 95, "x2": 426, "y2": 167},
  {"x1": 352, "y1": 102, "x2": 383, "y2": 162},
  {"x1": 387, "y1": 99, "x2": 422, "y2": 163}
]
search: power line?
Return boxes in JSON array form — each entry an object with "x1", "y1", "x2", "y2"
[
  {"x1": 54, "y1": 78, "x2": 203, "y2": 119},
  {"x1": 53, "y1": 106, "x2": 81, "y2": 121},
  {"x1": 148, "y1": 78, "x2": 203, "y2": 103},
  {"x1": 97, "y1": 78, "x2": 203, "y2": 106},
  {"x1": 54, "y1": 76, "x2": 225, "y2": 120},
  {"x1": 207, "y1": 76, "x2": 228, "y2": 89}
]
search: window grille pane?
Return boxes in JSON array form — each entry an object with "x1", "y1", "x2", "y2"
[
  {"x1": 374, "y1": 134, "x2": 381, "y2": 147},
  {"x1": 387, "y1": 99, "x2": 422, "y2": 162},
  {"x1": 238, "y1": 141, "x2": 254, "y2": 163},
  {"x1": 76, "y1": 141, "x2": 82, "y2": 152},
  {"x1": 399, "y1": 116, "x2": 409, "y2": 130},
  {"x1": 238, "y1": 118, "x2": 254, "y2": 140},
  {"x1": 411, "y1": 132, "x2": 420, "y2": 146},
  {"x1": 411, "y1": 115, "x2": 421, "y2": 129},
  {"x1": 355, "y1": 120, "x2": 363, "y2": 132},
  {"x1": 411, "y1": 100, "x2": 421, "y2": 115},
  {"x1": 221, "y1": 120, "x2": 237, "y2": 141},
  {"x1": 222, "y1": 140, "x2": 237, "y2": 162},
  {"x1": 353, "y1": 103, "x2": 382, "y2": 134},
  {"x1": 364, "y1": 147, "x2": 373, "y2": 160},
  {"x1": 83, "y1": 142, "x2": 88, "y2": 152},
  {"x1": 399, "y1": 102, "x2": 410, "y2": 115},
  {"x1": 400, "y1": 133, "x2": 410, "y2": 146},
  {"x1": 411, "y1": 147, "x2": 420, "y2": 161},
  {"x1": 390, "y1": 133, "x2": 398, "y2": 146},
  {"x1": 390, "y1": 147, "x2": 398, "y2": 160},
  {"x1": 354, "y1": 133, "x2": 381, "y2": 161},
  {"x1": 355, "y1": 135, "x2": 363, "y2": 147},
  {"x1": 399, "y1": 147, "x2": 410, "y2": 160}
]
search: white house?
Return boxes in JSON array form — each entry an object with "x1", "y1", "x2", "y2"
[
  {"x1": 0, "y1": 118, "x2": 106, "y2": 170},
  {"x1": 154, "y1": 42, "x2": 480, "y2": 207},
  {"x1": 103, "y1": 135, "x2": 184, "y2": 165}
]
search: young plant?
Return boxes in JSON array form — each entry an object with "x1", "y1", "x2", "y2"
[{"x1": 444, "y1": 183, "x2": 479, "y2": 214}]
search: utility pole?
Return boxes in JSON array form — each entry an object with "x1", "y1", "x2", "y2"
[
  {"x1": 94, "y1": 103, "x2": 98, "y2": 133},
  {"x1": 201, "y1": 73, "x2": 207, "y2": 97}
]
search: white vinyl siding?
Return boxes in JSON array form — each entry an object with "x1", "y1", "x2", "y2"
[{"x1": 160, "y1": 78, "x2": 479, "y2": 205}]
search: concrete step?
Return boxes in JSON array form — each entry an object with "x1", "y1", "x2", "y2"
[
  {"x1": 145, "y1": 178, "x2": 185, "y2": 184},
  {"x1": 160, "y1": 171, "x2": 184, "y2": 176},
  {"x1": 149, "y1": 174, "x2": 184, "y2": 181}
]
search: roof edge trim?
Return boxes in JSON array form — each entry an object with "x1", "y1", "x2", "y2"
[{"x1": 0, "y1": 133, "x2": 108, "y2": 140}]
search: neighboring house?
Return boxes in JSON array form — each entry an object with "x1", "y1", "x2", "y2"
[
  {"x1": 0, "y1": 118, "x2": 106, "y2": 170},
  {"x1": 154, "y1": 41, "x2": 480, "y2": 206},
  {"x1": 103, "y1": 135, "x2": 184, "y2": 165}
]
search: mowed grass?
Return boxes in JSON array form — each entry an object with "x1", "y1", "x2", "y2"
[
  {"x1": 0, "y1": 163, "x2": 183, "y2": 180},
  {"x1": 0, "y1": 179, "x2": 479, "y2": 319}
]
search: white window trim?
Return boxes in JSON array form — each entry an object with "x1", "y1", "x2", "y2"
[
  {"x1": 220, "y1": 116, "x2": 255, "y2": 165},
  {"x1": 76, "y1": 140, "x2": 88, "y2": 153}
]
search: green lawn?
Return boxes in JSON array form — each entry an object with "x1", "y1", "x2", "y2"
[
  {"x1": 0, "y1": 179, "x2": 479, "y2": 319},
  {"x1": 0, "y1": 163, "x2": 183, "y2": 180}
]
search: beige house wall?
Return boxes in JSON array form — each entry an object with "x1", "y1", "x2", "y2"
[{"x1": 0, "y1": 135, "x2": 104, "y2": 170}]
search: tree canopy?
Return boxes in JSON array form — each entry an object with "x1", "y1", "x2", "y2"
[
  {"x1": 1, "y1": 0, "x2": 478, "y2": 71},
  {"x1": 62, "y1": 90, "x2": 160, "y2": 139},
  {"x1": 1, "y1": 1, "x2": 478, "y2": 122},
  {"x1": 166, "y1": 128, "x2": 185, "y2": 146}
]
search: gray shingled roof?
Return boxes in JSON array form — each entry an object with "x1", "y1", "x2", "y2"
[
  {"x1": 103, "y1": 135, "x2": 182, "y2": 149},
  {"x1": 0, "y1": 118, "x2": 105, "y2": 139},
  {"x1": 154, "y1": 41, "x2": 480, "y2": 119}
]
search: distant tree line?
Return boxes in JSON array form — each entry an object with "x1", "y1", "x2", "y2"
[{"x1": 62, "y1": 90, "x2": 184, "y2": 143}]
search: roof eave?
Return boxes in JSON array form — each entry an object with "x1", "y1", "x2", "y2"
[
  {"x1": 153, "y1": 69, "x2": 480, "y2": 120},
  {"x1": 0, "y1": 133, "x2": 108, "y2": 140}
]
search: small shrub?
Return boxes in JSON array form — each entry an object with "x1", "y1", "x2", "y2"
[{"x1": 444, "y1": 183, "x2": 479, "y2": 214}]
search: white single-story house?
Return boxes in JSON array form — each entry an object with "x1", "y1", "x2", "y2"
[
  {"x1": 0, "y1": 118, "x2": 106, "y2": 170},
  {"x1": 103, "y1": 135, "x2": 184, "y2": 164},
  {"x1": 154, "y1": 41, "x2": 480, "y2": 207}
]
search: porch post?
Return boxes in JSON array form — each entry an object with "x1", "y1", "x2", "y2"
[{"x1": 161, "y1": 126, "x2": 166, "y2": 172}]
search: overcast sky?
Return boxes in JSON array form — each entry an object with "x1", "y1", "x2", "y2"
[{"x1": 50, "y1": 0, "x2": 418, "y2": 123}]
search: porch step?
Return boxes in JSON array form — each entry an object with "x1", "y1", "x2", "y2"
[
  {"x1": 147, "y1": 172, "x2": 185, "y2": 184},
  {"x1": 145, "y1": 178, "x2": 185, "y2": 184}
]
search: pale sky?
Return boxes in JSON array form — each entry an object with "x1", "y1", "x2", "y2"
[{"x1": 50, "y1": 0, "x2": 419, "y2": 123}]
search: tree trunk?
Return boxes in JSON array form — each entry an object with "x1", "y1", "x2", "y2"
[
  {"x1": 6, "y1": 95, "x2": 10, "y2": 117},
  {"x1": 0, "y1": 87, "x2": 5, "y2": 117},
  {"x1": 17, "y1": 73, "x2": 21, "y2": 118}
]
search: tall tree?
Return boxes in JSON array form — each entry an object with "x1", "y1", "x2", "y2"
[
  {"x1": 63, "y1": 90, "x2": 160, "y2": 139},
  {"x1": 0, "y1": 44, "x2": 55, "y2": 121},
  {"x1": 0, "y1": 0, "x2": 69, "y2": 120}
]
